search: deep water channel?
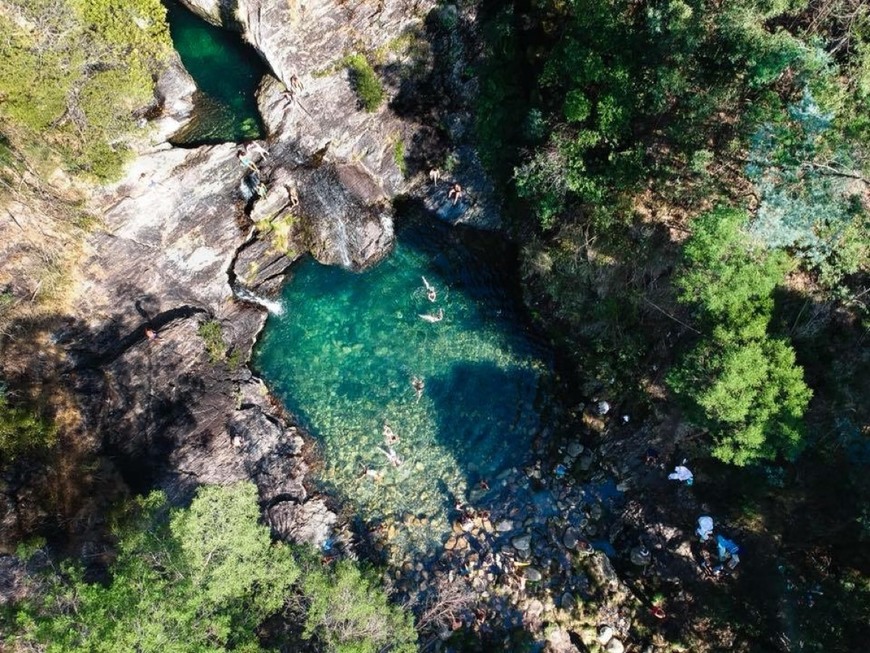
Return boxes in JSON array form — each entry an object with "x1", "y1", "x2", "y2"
[
  {"x1": 164, "y1": 0, "x2": 265, "y2": 144},
  {"x1": 254, "y1": 216, "x2": 558, "y2": 558}
]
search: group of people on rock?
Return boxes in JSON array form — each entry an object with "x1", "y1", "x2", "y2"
[{"x1": 429, "y1": 168, "x2": 464, "y2": 206}]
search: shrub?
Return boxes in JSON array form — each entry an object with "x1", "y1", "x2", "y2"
[
  {"x1": 197, "y1": 319, "x2": 228, "y2": 363},
  {"x1": 0, "y1": 386, "x2": 57, "y2": 461},
  {"x1": 302, "y1": 560, "x2": 417, "y2": 653},
  {"x1": 392, "y1": 138, "x2": 407, "y2": 176},
  {"x1": 344, "y1": 54, "x2": 385, "y2": 112}
]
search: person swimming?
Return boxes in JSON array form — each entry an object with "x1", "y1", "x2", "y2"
[
  {"x1": 378, "y1": 446, "x2": 402, "y2": 467},
  {"x1": 383, "y1": 423, "x2": 399, "y2": 445},
  {"x1": 358, "y1": 464, "x2": 384, "y2": 482},
  {"x1": 422, "y1": 276, "x2": 437, "y2": 302},
  {"x1": 411, "y1": 376, "x2": 425, "y2": 402},
  {"x1": 419, "y1": 307, "x2": 444, "y2": 323}
]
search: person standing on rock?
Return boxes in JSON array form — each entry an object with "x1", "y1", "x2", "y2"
[
  {"x1": 246, "y1": 142, "x2": 269, "y2": 161},
  {"x1": 237, "y1": 149, "x2": 258, "y2": 172}
]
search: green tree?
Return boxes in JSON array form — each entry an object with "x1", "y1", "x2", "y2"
[
  {"x1": 676, "y1": 207, "x2": 790, "y2": 336},
  {"x1": 302, "y1": 560, "x2": 417, "y2": 653},
  {"x1": 11, "y1": 484, "x2": 297, "y2": 652},
  {"x1": 6, "y1": 484, "x2": 418, "y2": 653},
  {"x1": 667, "y1": 208, "x2": 812, "y2": 464},
  {"x1": 0, "y1": 0, "x2": 171, "y2": 180}
]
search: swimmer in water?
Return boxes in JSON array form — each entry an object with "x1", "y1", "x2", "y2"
[
  {"x1": 419, "y1": 307, "x2": 444, "y2": 323},
  {"x1": 378, "y1": 446, "x2": 402, "y2": 467},
  {"x1": 383, "y1": 423, "x2": 399, "y2": 445},
  {"x1": 422, "y1": 276, "x2": 437, "y2": 302},
  {"x1": 358, "y1": 464, "x2": 384, "y2": 482},
  {"x1": 411, "y1": 376, "x2": 425, "y2": 402}
]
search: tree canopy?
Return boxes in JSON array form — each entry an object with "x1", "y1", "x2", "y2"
[
  {"x1": 6, "y1": 483, "x2": 417, "y2": 653},
  {"x1": 0, "y1": 0, "x2": 171, "y2": 180}
]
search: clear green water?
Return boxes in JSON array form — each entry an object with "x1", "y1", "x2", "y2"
[
  {"x1": 254, "y1": 216, "x2": 555, "y2": 557},
  {"x1": 165, "y1": 0, "x2": 264, "y2": 144}
]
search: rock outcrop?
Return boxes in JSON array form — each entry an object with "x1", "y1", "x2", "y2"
[
  {"x1": 181, "y1": 0, "x2": 502, "y2": 229},
  {"x1": 181, "y1": 0, "x2": 427, "y2": 195}
]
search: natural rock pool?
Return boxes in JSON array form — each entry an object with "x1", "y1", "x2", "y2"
[
  {"x1": 254, "y1": 215, "x2": 557, "y2": 557},
  {"x1": 165, "y1": 0, "x2": 265, "y2": 144}
]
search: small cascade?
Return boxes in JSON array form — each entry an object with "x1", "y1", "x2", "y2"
[
  {"x1": 333, "y1": 217, "x2": 353, "y2": 269},
  {"x1": 233, "y1": 285, "x2": 285, "y2": 315}
]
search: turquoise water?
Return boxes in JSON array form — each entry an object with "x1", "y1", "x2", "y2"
[
  {"x1": 165, "y1": 0, "x2": 264, "y2": 144},
  {"x1": 254, "y1": 216, "x2": 555, "y2": 557}
]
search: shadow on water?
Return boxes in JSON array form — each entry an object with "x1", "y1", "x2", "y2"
[
  {"x1": 164, "y1": 0, "x2": 266, "y2": 145},
  {"x1": 425, "y1": 360, "x2": 540, "y2": 485}
]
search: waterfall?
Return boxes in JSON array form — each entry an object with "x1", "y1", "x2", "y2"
[
  {"x1": 333, "y1": 218, "x2": 353, "y2": 269},
  {"x1": 233, "y1": 285, "x2": 285, "y2": 315}
]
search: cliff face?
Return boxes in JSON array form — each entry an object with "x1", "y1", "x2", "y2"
[
  {"x1": 0, "y1": 0, "x2": 410, "y2": 549},
  {"x1": 2, "y1": 0, "x2": 495, "y2": 561},
  {"x1": 180, "y1": 0, "x2": 429, "y2": 194}
]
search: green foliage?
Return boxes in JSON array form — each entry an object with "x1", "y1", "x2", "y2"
[
  {"x1": 169, "y1": 484, "x2": 298, "y2": 616},
  {"x1": 197, "y1": 319, "x2": 234, "y2": 366},
  {"x1": 668, "y1": 208, "x2": 812, "y2": 465},
  {"x1": 746, "y1": 88, "x2": 869, "y2": 291},
  {"x1": 392, "y1": 138, "x2": 407, "y2": 176},
  {"x1": 677, "y1": 208, "x2": 791, "y2": 336},
  {"x1": 478, "y1": 0, "x2": 843, "y2": 231},
  {"x1": 7, "y1": 484, "x2": 417, "y2": 653},
  {"x1": 344, "y1": 54, "x2": 385, "y2": 112},
  {"x1": 0, "y1": 0, "x2": 171, "y2": 181},
  {"x1": 302, "y1": 560, "x2": 417, "y2": 653},
  {"x1": 0, "y1": 385, "x2": 57, "y2": 461},
  {"x1": 11, "y1": 484, "x2": 296, "y2": 652}
]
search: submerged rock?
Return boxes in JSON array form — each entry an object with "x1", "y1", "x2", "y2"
[
  {"x1": 598, "y1": 625, "x2": 614, "y2": 645},
  {"x1": 524, "y1": 567, "x2": 543, "y2": 582},
  {"x1": 512, "y1": 534, "x2": 532, "y2": 552},
  {"x1": 563, "y1": 528, "x2": 581, "y2": 550}
]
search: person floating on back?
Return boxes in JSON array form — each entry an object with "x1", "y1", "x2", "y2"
[
  {"x1": 419, "y1": 307, "x2": 444, "y2": 323},
  {"x1": 378, "y1": 446, "x2": 402, "y2": 468},
  {"x1": 411, "y1": 376, "x2": 425, "y2": 402}
]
